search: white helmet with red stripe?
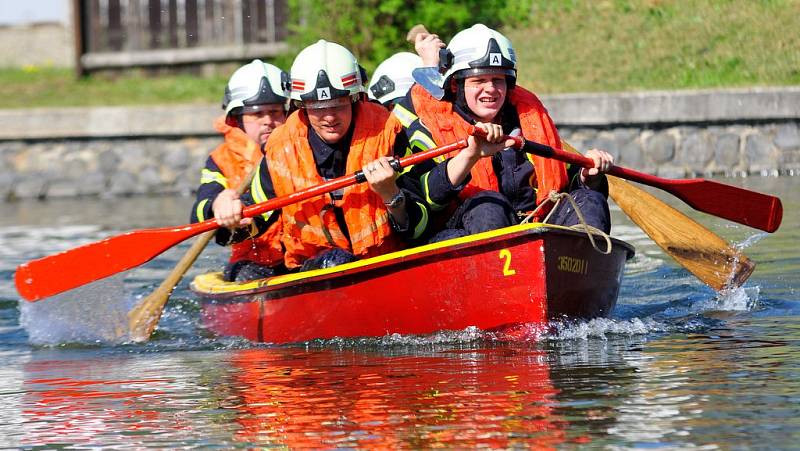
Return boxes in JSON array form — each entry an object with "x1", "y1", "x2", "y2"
[{"x1": 289, "y1": 40, "x2": 364, "y2": 108}]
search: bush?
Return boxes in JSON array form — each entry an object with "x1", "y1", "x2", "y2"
[{"x1": 285, "y1": 0, "x2": 532, "y2": 73}]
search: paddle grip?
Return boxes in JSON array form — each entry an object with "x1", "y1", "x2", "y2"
[
  {"x1": 355, "y1": 171, "x2": 366, "y2": 183},
  {"x1": 353, "y1": 159, "x2": 404, "y2": 183}
]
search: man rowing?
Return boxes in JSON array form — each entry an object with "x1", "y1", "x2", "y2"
[
  {"x1": 394, "y1": 24, "x2": 615, "y2": 241},
  {"x1": 223, "y1": 40, "x2": 434, "y2": 271},
  {"x1": 190, "y1": 60, "x2": 289, "y2": 281}
]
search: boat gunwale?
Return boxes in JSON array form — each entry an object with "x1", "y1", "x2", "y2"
[{"x1": 193, "y1": 223, "x2": 634, "y2": 302}]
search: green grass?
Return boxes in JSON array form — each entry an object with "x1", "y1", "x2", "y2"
[
  {"x1": 0, "y1": 66, "x2": 228, "y2": 109},
  {"x1": 0, "y1": 0, "x2": 798, "y2": 108},
  {"x1": 507, "y1": 0, "x2": 800, "y2": 93}
]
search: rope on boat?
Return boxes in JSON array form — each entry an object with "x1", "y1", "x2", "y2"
[{"x1": 521, "y1": 190, "x2": 612, "y2": 255}]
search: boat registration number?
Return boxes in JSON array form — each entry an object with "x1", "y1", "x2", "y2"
[{"x1": 557, "y1": 255, "x2": 588, "y2": 275}]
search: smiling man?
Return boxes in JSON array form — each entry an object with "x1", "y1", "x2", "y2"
[
  {"x1": 221, "y1": 40, "x2": 433, "y2": 272},
  {"x1": 392, "y1": 24, "x2": 616, "y2": 241}
]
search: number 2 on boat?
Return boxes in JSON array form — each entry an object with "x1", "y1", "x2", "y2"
[{"x1": 499, "y1": 249, "x2": 516, "y2": 276}]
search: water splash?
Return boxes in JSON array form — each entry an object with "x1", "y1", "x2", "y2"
[
  {"x1": 735, "y1": 230, "x2": 768, "y2": 250},
  {"x1": 299, "y1": 318, "x2": 666, "y2": 349},
  {"x1": 690, "y1": 285, "x2": 761, "y2": 313},
  {"x1": 312, "y1": 326, "x2": 486, "y2": 349},
  {"x1": 545, "y1": 317, "x2": 664, "y2": 340},
  {"x1": 19, "y1": 273, "x2": 137, "y2": 346}
]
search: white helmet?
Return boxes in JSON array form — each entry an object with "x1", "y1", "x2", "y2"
[
  {"x1": 368, "y1": 52, "x2": 423, "y2": 105},
  {"x1": 289, "y1": 40, "x2": 364, "y2": 108},
  {"x1": 440, "y1": 24, "x2": 517, "y2": 89},
  {"x1": 223, "y1": 59, "x2": 289, "y2": 115}
]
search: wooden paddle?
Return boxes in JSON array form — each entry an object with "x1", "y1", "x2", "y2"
[
  {"x1": 507, "y1": 136, "x2": 783, "y2": 233},
  {"x1": 127, "y1": 168, "x2": 257, "y2": 342},
  {"x1": 15, "y1": 136, "x2": 473, "y2": 302},
  {"x1": 561, "y1": 142, "x2": 755, "y2": 290}
]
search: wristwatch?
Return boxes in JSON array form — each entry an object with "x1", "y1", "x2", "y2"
[{"x1": 384, "y1": 190, "x2": 406, "y2": 208}]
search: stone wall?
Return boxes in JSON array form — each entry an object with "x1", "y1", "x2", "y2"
[
  {"x1": 560, "y1": 122, "x2": 800, "y2": 179},
  {"x1": 0, "y1": 137, "x2": 216, "y2": 200},
  {"x1": 1, "y1": 87, "x2": 798, "y2": 201}
]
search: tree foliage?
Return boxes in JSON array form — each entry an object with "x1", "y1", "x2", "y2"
[{"x1": 284, "y1": 0, "x2": 532, "y2": 73}]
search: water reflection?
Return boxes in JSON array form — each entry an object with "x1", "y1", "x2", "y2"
[
  {"x1": 9, "y1": 326, "x2": 800, "y2": 449},
  {"x1": 13, "y1": 345, "x2": 638, "y2": 448},
  {"x1": 223, "y1": 347, "x2": 570, "y2": 448},
  {"x1": 19, "y1": 353, "x2": 193, "y2": 448}
]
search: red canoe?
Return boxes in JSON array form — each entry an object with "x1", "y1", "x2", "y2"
[{"x1": 192, "y1": 223, "x2": 635, "y2": 343}]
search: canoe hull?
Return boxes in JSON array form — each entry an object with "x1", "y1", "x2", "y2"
[{"x1": 194, "y1": 224, "x2": 634, "y2": 343}]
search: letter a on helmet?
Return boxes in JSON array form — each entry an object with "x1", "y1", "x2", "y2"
[
  {"x1": 290, "y1": 40, "x2": 364, "y2": 107},
  {"x1": 223, "y1": 59, "x2": 290, "y2": 115}
]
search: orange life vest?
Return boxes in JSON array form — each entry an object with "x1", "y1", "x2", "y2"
[
  {"x1": 266, "y1": 102, "x2": 402, "y2": 269},
  {"x1": 211, "y1": 116, "x2": 284, "y2": 266},
  {"x1": 410, "y1": 84, "x2": 569, "y2": 210}
]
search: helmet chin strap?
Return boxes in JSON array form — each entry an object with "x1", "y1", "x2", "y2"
[{"x1": 224, "y1": 113, "x2": 243, "y2": 130}]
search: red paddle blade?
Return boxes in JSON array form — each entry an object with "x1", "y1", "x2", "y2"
[
  {"x1": 15, "y1": 223, "x2": 214, "y2": 302},
  {"x1": 663, "y1": 178, "x2": 783, "y2": 233},
  {"x1": 511, "y1": 137, "x2": 784, "y2": 233}
]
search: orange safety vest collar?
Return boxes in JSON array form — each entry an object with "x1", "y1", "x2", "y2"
[
  {"x1": 211, "y1": 117, "x2": 264, "y2": 189},
  {"x1": 410, "y1": 84, "x2": 568, "y2": 208},
  {"x1": 266, "y1": 101, "x2": 402, "y2": 269},
  {"x1": 211, "y1": 116, "x2": 284, "y2": 266}
]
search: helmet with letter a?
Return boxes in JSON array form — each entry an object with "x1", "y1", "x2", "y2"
[
  {"x1": 368, "y1": 52, "x2": 423, "y2": 107},
  {"x1": 289, "y1": 39, "x2": 365, "y2": 109},
  {"x1": 222, "y1": 59, "x2": 290, "y2": 115},
  {"x1": 440, "y1": 24, "x2": 517, "y2": 90}
]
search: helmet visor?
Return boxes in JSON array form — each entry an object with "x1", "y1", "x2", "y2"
[
  {"x1": 296, "y1": 95, "x2": 355, "y2": 110},
  {"x1": 454, "y1": 67, "x2": 516, "y2": 80},
  {"x1": 240, "y1": 103, "x2": 286, "y2": 114}
]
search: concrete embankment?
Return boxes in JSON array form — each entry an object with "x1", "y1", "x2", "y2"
[{"x1": 0, "y1": 87, "x2": 798, "y2": 201}]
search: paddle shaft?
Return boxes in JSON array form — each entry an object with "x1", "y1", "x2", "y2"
[
  {"x1": 16, "y1": 137, "x2": 471, "y2": 302},
  {"x1": 127, "y1": 168, "x2": 258, "y2": 342},
  {"x1": 499, "y1": 135, "x2": 783, "y2": 233}
]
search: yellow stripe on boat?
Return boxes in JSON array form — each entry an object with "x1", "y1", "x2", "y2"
[{"x1": 192, "y1": 222, "x2": 586, "y2": 294}]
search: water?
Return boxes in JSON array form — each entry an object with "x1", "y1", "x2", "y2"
[{"x1": 1, "y1": 176, "x2": 798, "y2": 448}]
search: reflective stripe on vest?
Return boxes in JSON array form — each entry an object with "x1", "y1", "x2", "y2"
[
  {"x1": 200, "y1": 168, "x2": 228, "y2": 188},
  {"x1": 391, "y1": 103, "x2": 418, "y2": 128}
]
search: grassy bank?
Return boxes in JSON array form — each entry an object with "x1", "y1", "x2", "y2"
[
  {"x1": 0, "y1": 0, "x2": 797, "y2": 108},
  {"x1": 509, "y1": 0, "x2": 800, "y2": 93},
  {"x1": 0, "y1": 67, "x2": 228, "y2": 109}
]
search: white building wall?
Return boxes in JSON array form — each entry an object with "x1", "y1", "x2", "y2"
[{"x1": 0, "y1": 0, "x2": 74, "y2": 67}]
